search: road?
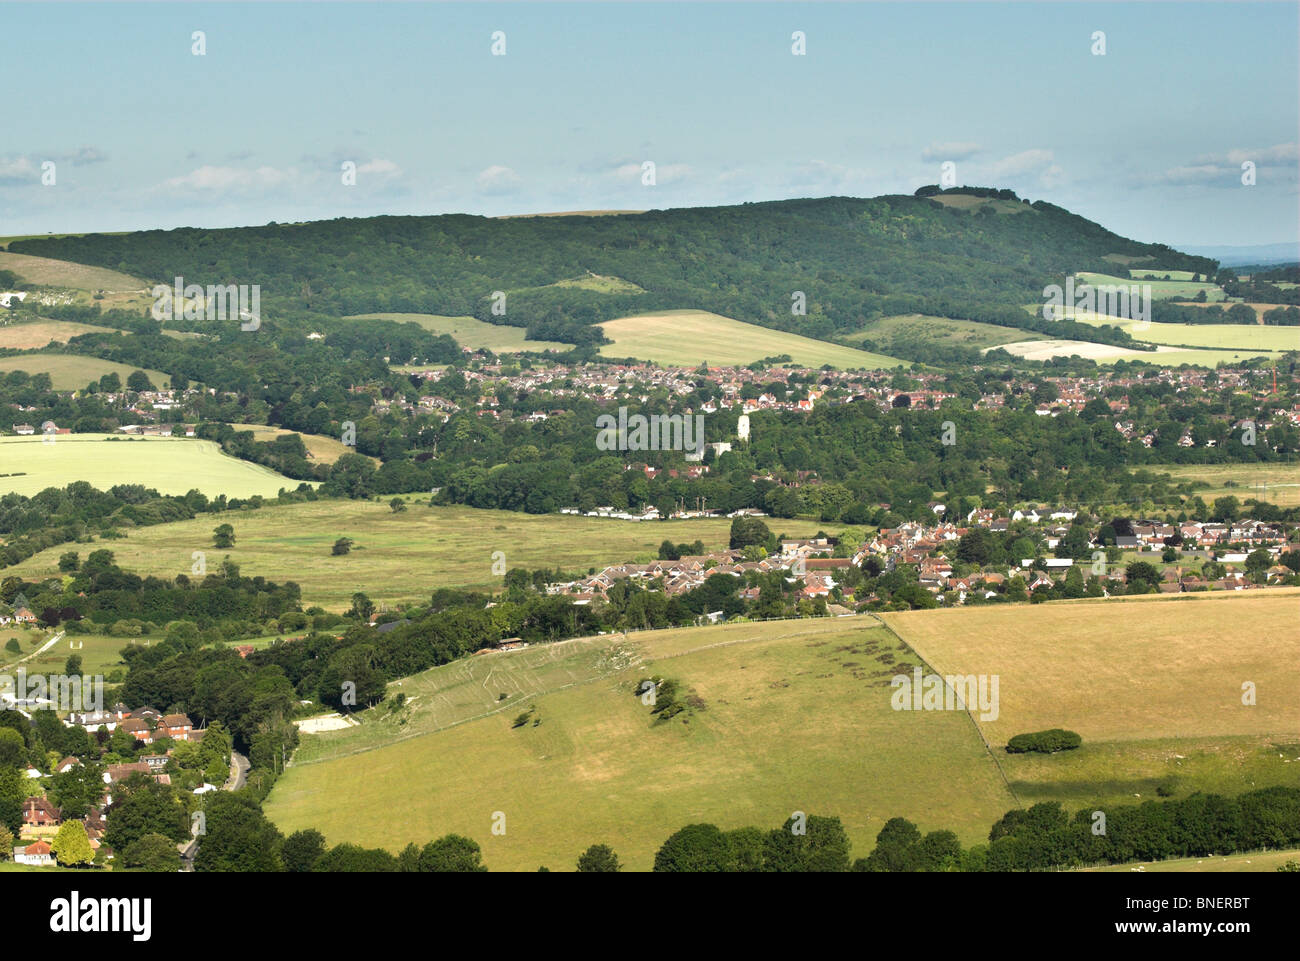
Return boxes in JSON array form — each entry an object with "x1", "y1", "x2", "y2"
[{"x1": 180, "y1": 750, "x2": 251, "y2": 871}]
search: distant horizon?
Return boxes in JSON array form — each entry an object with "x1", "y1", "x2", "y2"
[
  {"x1": 5, "y1": 193, "x2": 1299, "y2": 260},
  {"x1": 5, "y1": 2, "x2": 1296, "y2": 248}
]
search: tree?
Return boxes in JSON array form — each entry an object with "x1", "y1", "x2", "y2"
[
  {"x1": 576, "y1": 843, "x2": 621, "y2": 872},
  {"x1": 122, "y1": 833, "x2": 181, "y2": 872},
  {"x1": 0, "y1": 728, "x2": 25, "y2": 768},
  {"x1": 0, "y1": 824, "x2": 12, "y2": 861},
  {"x1": 653, "y1": 823, "x2": 735, "y2": 872},
  {"x1": 126, "y1": 370, "x2": 155, "y2": 392},
  {"x1": 58, "y1": 551, "x2": 80, "y2": 573},
  {"x1": 332, "y1": 537, "x2": 354, "y2": 556},
  {"x1": 389, "y1": 498, "x2": 407, "y2": 513},
  {"x1": 51, "y1": 820, "x2": 96, "y2": 867},
  {"x1": 763, "y1": 814, "x2": 852, "y2": 872},
  {"x1": 212, "y1": 524, "x2": 236, "y2": 549},
  {"x1": 193, "y1": 792, "x2": 283, "y2": 872},
  {"x1": 104, "y1": 776, "x2": 189, "y2": 852},
  {"x1": 65, "y1": 653, "x2": 83, "y2": 676},
  {"x1": 417, "y1": 834, "x2": 487, "y2": 872},
  {"x1": 282, "y1": 828, "x2": 327, "y2": 872},
  {"x1": 348, "y1": 592, "x2": 374, "y2": 620}
]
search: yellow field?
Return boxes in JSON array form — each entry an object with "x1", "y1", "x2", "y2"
[
  {"x1": 219, "y1": 424, "x2": 370, "y2": 466},
  {"x1": 0, "y1": 320, "x2": 115, "y2": 349},
  {"x1": 0, "y1": 353, "x2": 171, "y2": 390},
  {"x1": 345, "y1": 313, "x2": 574, "y2": 353},
  {"x1": 989, "y1": 338, "x2": 1274, "y2": 367},
  {"x1": 598, "y1": 310, "x2": 904, "y2": 369},
  {"x1": 883, "y1": 591, "x2": 1300, "y2": 746},
  {"x1": 0, "y1": 251, "x2": 145, "y2": 291}
]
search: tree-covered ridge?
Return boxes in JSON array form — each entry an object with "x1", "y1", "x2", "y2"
[{"x1": 9, "y1": 193, "x2": 1216, "y2": 349}]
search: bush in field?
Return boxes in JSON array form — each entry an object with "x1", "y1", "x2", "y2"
[{"x1": 1005, "y1": 729, "x2": 1082, "y2": 754}]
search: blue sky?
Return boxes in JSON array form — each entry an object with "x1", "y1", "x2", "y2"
[{"x1": 3, "y1": 2, "x2": 1297, "y2": 247}]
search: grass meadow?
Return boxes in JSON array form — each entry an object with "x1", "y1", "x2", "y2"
[
  {"x1": 0, "y1": 434, "x2": 298, "y2": 498},
  {"x1": 8, "y1": 500, "x2": 826, "y2": 610},
  {"x1": 264, "y1": 617, "x2": 1014, "y2": 870}
]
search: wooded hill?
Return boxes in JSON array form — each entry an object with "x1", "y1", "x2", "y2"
[{"x1": 10, "y1": 189, "x2": 1216, "y2": 354}]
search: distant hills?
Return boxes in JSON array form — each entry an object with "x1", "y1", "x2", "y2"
[
  {"x1": 9, "y1": 189, "x2": 1216, "y2": 354},
  {"x1": 1178, "y1": 242, "x2": 1300, "y2": 268}
]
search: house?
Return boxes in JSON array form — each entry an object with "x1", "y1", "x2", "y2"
[
  {"x1": 118, "y1": 719, "x2": 154, "y2": 744},
  {"x1": 22, "y1": 796, "x2": 61, "y2": 829},
  {"x1": 55, "y1": 757, "x2": 82, "y2": 774},
  {"x1": 158, "y1": 713, "x2": 194, "y2": 741},
  {"x1": 140, "y1": 753, "x2": 170, "y2": 773},
  {"x1": 13, "y1": 840, "x2": 54, "y2": 866},
  {"x1": 13, "y1": 608, "x2": 36, "y2": 625}
]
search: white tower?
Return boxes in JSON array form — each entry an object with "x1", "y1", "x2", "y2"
[{"x1": 736, "y1": 414, "x2": 750, "y2": 442}]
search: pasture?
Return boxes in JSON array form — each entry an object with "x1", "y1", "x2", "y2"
[
  {"x1": 1152, "y1": 461, "x2": 1300, "y2": 508},
  {"x1": 264, "y1": 616, "x2": 1014, "y2": 870},
  {"x1": 219, "y1": 424, "x2": 369, "y2": 466},
  {"x1": 344, "y1": 313, "x2": 574, "y2": 353},
  {"x1": 0, "y1": 434, "x2": 300, "y2": 499},
  {"x1": 0, "y1": 353, "x2": 170, "y2": 390},
  {"x1": 7, "y1": 500, "x2": 825, "y2": 610},
  {"x1": 846, "y1": 314, "x2": 1030, "y2": 351},
  {"x1": 1075, "y1": 271, "x2": 1226, "y2": 302},
  {"x1": 597, "y1": 310, "x2": 904, "y2": 369},
  {"x1": 1084, "y1": 848, "x2": 1300, "y2": 872}
]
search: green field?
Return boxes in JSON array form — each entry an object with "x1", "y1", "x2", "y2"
[
  {"x1": 0, "y1": 353, "x2": 171, "y2": 390},
  {"x1": 0, "y1": 434, "x2": 300, "y2": 498},
  {"x1": 265, "y1": 617, "x2": 1014, "y2": 870},
  {"x1": 344, "y1": 313, "x2": 574, "y2": 353},
  {"x1": 1152, "y1": 461, "x2": 1300, "y2": 508},
  {"x1": 1067, "y1": 309, "x2": 1299, "y2": 354},
  {"x1": 988, "y1": 337, "x2": 1273, "y2": 368},
  {"x1": 547, "y1": 273, "x2": 644, "y2": 294},
  {"x1": 7, "y1": 500, "x2": 826, "y2": 611},
  {"x1": 1126, "y1": 268, "x2": 1199, "y2": 281},
  {"x1": 597, "y1": 310, "x2": 905, "y2": 369},
  {"x1": 1085, "y1": 848, "x2": 1300, "y2": 872},
  {"x1": 846, "y1": 313, "x2": 1032, "y2": 351},
  {"x1": 1075, "y1": 271, "x2": 1226, "y2": 302}
]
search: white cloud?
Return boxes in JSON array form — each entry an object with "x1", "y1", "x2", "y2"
[
  {"x1": 358, "y1": 158, "x2": 401, "y2": 177},
  {"x1": 163, "y1": 165, "x2": 297, "y2": 191},
  {"x1": 989, "y1": 149, "x2": 1056, "y2": 179},
  {"x1": 921, "y1": 141, "x2": 981, "y2": 162},
  {"x1": 475, "y1": 164, "x2": 522, "y2": 194},
  {"x1": 0, "y1": 156, "x2": 37, "y2": 185}
]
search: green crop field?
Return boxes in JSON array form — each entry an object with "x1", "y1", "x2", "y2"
[
  {"x1": 264, "y1": 616, "x2": 1015, "y2": 870},
  {"x1": 597, "y1": 310, "x2": 905, "y2": 369},
  {"x1": 7, "y1": 500, "x2": 827, "y2": 611},
  {"x1": 0, "y1": 353, "x2": 171, "y2": 391},
  {"x1": 0, "y1": 434, "x2": 300, "y2": 499},
  {"x1": 846, "y1": 314, "x2": 1033, "y2": 351},
  {"x1": 344, "y1": 313, "x2": 574, "y2": 353},
  {"x1": 1075, "y1": 271, "x2": 1226, "y2": 302}
]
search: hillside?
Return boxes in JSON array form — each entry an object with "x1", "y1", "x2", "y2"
[{"x1": 8, "y1": 189, "x2": 1216, "y2": 357}]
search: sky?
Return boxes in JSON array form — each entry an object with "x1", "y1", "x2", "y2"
[{"x1": 2, "y1": 1, "x2": 1297, "y2": 248}]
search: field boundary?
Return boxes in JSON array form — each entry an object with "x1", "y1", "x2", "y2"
[{"x1": 868, "y1": 612, "x2": 1025, "y2": 810}]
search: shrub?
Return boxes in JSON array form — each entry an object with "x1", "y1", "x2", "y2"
[{"x1": 1005, "y1": 729, "x2": 1082, "y2": 754}]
